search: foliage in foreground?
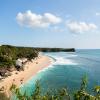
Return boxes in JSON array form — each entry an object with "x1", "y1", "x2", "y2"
[{"x1": 9, "y1": 76, "x2": 100, "y2": 100}]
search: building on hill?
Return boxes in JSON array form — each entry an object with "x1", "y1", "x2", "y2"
[{"x1": 15, "y1": 58, "x2": 27, "y2": 71}]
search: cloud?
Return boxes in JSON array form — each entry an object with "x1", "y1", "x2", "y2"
[
  {"x1": 96, "y1": 12, "x2": 100, "y2": 16},
  {"x1": 16, "y1": 10, "x2": 62, "y2": 28},
  {"x1": 66, "y1": 21, "x2": 97, "y2": 34}
]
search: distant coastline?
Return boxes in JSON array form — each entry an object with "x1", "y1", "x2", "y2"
[{"x1": 36, "y1": 48, "x2": 75, "y2": 52}]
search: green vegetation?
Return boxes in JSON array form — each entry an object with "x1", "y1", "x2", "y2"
[
  {"x1": 8, "y1": 76, "x2": 100, "y2": 100},
  {"x1": 0, "y1": 45, "x2": 16, "y2": 68},
  {"x1": 16, "y1": 46, "x2": 39, "y2": 60},
  {"x1": 0, "y1": 45, "x2": 39, "y2": 76}
]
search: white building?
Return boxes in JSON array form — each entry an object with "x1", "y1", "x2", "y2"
[
  {"x1": 16, "y1": 59, "x2": 22, "y2": 67},
  {"x1": 16, "y1": 58, "x2": 27, "y2": 67}
]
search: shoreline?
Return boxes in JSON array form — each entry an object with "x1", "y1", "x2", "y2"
[{"x1": 0, "y1": 55, "x2": 52, "y2": 97}]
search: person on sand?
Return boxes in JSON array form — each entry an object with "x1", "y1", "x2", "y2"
[
  {"x1": 20, "y1": 78, "x2": 24, "y2": 84},
  {"x1": 20, "y1": 80, "x2": 23, "y2": 84},
  {"x1": 36, "y1": 62, "x2": 38, "y2": 64},
  {"x1": 13, "y1": 79, "x2": 15, "y2": 82}
]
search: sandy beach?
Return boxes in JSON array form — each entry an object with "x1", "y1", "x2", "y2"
[{"x1": 0, "y1": 55, "x2": 51, "y2": 97}]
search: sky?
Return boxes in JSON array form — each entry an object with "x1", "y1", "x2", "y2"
[{"x1": 0, "y1": 0, "x2": 100, "y2": 49}]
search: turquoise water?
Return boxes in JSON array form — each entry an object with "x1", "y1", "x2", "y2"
[{"x1": 20, "y1": 49, "x2": 100, "y2": 96}]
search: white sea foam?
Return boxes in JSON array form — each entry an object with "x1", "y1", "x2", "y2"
[
  {"x1": 53, "y1": 57, "x2": 78, "y2": 65},
  {"x1": 69, "y1": 54, "x2": 78, "y2": 57},
  {"x1": 37, "y1": 64, "x2": 54, "y2": 74},
  {"x1": 37, "y1": 56, "x2": 78, "y2": 74}
]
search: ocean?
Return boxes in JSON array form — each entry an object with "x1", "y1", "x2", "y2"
[{"x1": 20, "y1": 49, "x2": 100, "y2": 96}]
